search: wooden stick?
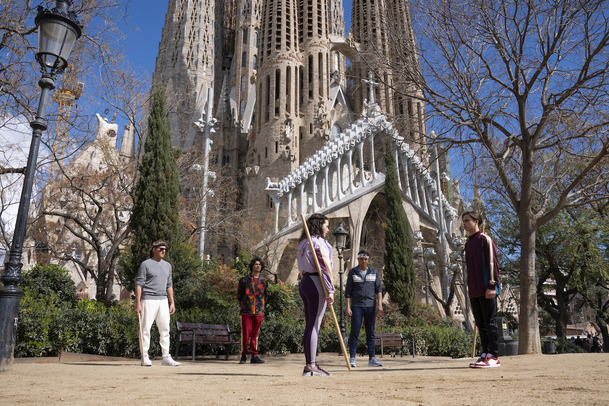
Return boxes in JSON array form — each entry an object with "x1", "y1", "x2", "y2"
[
  {"x1": 301, "y1": 214, "x2": 352, "y2": 371},
  {"x1": 471, "y1": 324, "x2": 477, "y2": 358},
  {"x1": 138, "y1": 312, "x2": 145, "y2": 364}
]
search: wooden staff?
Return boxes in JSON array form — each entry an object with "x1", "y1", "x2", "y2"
[
  {"x1": 301, "y1": 214, "x2": 351, "y2": 371},
  {"x1": 138, "y1": 312, "x2": 145, "y2": 364},
  {"x1": 471, "y1": 324, "x2": 477, "y2": 359}
]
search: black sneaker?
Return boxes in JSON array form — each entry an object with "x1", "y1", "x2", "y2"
[
  {"x1": 250, "y1": 355, "x2": 265, "y2": 364},
  {"x1": 239, "y1": 355, "x2": 247, "y2": 364}
]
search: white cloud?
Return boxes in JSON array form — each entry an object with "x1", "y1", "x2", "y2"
[{"x1": 0, "y1": 115, "x2": 32, "y2": 266}]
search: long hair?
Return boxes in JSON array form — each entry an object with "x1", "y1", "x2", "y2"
[
  {"x1": 300, "y1": 213, "x2": 328, "y2": 241},
  {"x1": 248, "y1": 257, "x2": 265, "y2": 273}
]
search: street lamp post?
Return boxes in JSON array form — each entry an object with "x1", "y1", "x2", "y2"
[
  {"x1": 430, "y1": 131, "x2": 449, "y2": 300},
  {"x1": 332, "y1": 222, "x2": 349, "y2": 348},
  {"x1": 191, "y1": 88, "x2": 216, "y2": 260},
  {"x1": 0, "y1": 0, "x2": 81, "y2": 371},
  {"x1": 451, "y1": 236, "x2": 471, "y2": 331},
  {"x1": 413, "y1": 231, "x2": 436, "y2": 306}
]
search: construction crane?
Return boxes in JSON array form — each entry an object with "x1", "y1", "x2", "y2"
[
  {"x1": 48, "y1": 71, "x2": 84, "y2": 182},
  {"x1": 47, "y1": 8, "x2": 91, "y2": 183}
]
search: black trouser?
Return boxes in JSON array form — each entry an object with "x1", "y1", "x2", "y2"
[{"x1": 470, "y1": 296, "x2": 499, "y2": 358}]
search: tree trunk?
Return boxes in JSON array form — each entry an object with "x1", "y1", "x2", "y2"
[
  {"x1": 555, "y1": 309, "x2": 568, "y2": 339},
  {"x1": 600, "y1": 324, "x2": 609, "y2": 353},
  {"x1": 518, "y1": 216, "x2": 542, "y2": 354}
]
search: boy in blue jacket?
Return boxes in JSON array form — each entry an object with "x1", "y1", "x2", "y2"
[{"x1": 345, "y1": 250, "x2": 383, "y2": 367}]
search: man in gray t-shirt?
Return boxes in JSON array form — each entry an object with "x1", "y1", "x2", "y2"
[{"x1": 135, "y1": 240, "x2": 180, "y2": 367}]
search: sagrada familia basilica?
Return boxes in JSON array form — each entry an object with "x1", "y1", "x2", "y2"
[
  {"x1": 15, "y1": 0, "x2": 521, "y2": 323},
  {"x1": 148, "y1": 0, "x2": 476, "y2": 317}
]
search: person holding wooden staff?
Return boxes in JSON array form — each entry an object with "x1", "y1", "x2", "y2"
[
  {"x1": 297, "y1": 213, "x2": 334, "y2": 376},
  {"x1": 462, "y1": 211, "x2": 501, "y2": 368}
]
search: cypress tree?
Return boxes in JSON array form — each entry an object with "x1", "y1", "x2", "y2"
[
  {"x1": 383, "y1": 149, "x2": 416, "y2": 317},
  {"x1": 123, "y1": 88, "x2": 181, "y2": 290}
]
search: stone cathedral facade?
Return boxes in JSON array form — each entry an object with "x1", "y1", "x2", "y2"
[{"x1": 151, "y1": 0, "x2": 481, "y2": 319}]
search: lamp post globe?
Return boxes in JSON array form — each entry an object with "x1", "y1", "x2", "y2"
[
  {"x1": 35, "y1": 0, "x2": 82, "y2": 74},
  {"x1": 332, "y1": 222, "x2": 349, "y2": 349},
  {"x1": 0, "y1": 0, "x2": 81, "y2": 371}
]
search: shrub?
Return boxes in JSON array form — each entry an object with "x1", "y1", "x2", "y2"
[
  {"x1": 19, "y1": 263, "x2": 77, "y2": 305},
  {"x1": 340, "y1": 302, "x2": 473, "y2": 358},
  {"x1": 541, "y1": 337, "x2": 586, "y2": 354},
  {"x1": 16, "y1": 293, "x2": 75, "y2": 357},
  {"x1": 15, "y1": 261, "x2": 474, "y2": 360}
]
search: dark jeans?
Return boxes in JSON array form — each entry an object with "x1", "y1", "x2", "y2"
[
  {"x1": 349, "y1": 306, "x2": 377, "y2": 359},
  {"x1": 470, "y1": 296, "x2": 499, "y2": 357}
]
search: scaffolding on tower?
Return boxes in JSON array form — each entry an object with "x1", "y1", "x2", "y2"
[
  {"x1": 48, "y1": 70, "x2": 84, "y2": 182},
  {"x1": 47, "y1": 9, "x2": 91, "y2": 183}
]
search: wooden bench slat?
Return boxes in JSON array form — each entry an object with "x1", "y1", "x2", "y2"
[
  {"x1": 368, "y1": 333, "x2": 415, "y2": 358},
  {"x1": 175, "y1": 322, "x2": 240, "y2": 361}
]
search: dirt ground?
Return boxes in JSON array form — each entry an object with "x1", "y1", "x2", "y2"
[{"x1": 1, "y1": 352, "x2": 607, "y2": 405}]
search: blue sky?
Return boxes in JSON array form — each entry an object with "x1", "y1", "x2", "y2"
[
  {"x1": 123, "y1": 0, "x2": 168, "y2": 73},
  {"x1": 124, "y1": 0, "x2": 353, "y2": 73}
]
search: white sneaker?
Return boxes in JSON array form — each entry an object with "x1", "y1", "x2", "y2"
[
  {"x1": 478, "y1": 356, "x2": 501, "y2": 368},
  {"x1": 141, "y1": 354, "x2": 152, "y2": 367},
  {"x1": 368, "y1": 357, "x2": 383, "y2": 367},
  {"x1": 350, "y1": 357, "x2": 357, "y2": 368},
  {"x1": 469, "y1": 353, "x2": 487, "y2": 368},
  {"x1": 161, "y1": 355, "x2": 180, "y2": 366}
]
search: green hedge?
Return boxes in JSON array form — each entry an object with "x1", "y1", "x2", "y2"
[{"x1": 16, "y1": 264, "x2": 475, "y2": 359}]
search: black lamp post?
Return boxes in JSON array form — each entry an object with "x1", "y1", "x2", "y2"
[
  {"x1": 451, "y1": 236, "x2": 471, "y2": 331},
  {"x1": 0, "y1": 0, "x2": 81, "y2": 371},
  {"x1": 413, "y1": 231, "x2": 436, "y2": 305},
  {"x1": 332, "y1": 222, "x2": 349, "y2": 346}
]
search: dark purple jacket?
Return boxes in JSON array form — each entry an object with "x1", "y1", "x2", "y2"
[{"x1": 464, "y1": 231, "x2": 500, "y2": 299}]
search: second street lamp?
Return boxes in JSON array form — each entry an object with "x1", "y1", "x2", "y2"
[
  {"x1": 332, "y1": 221, "x2": 349, "y2": 347},
  {"x1": 0, "y1": 0, "x2": 81, "y2": 371}
]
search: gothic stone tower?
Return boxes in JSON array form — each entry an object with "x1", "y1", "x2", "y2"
[
  {"x1": 152, "y1": 0, "x2": 219, "y2": 150},
  {"x1": 351, "y1": 0, "x2": 426, "y2": 151},
  {"x1": 152, "y1": 0, "x2": 428, "y2": 252}
]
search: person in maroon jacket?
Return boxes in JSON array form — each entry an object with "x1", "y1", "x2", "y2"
[
  {"x1": 462, "y1": 211, "x2": 501, "y2": 368},
  {"x1": 237, "y1": 257, "x2": 268, "y2": 364}
]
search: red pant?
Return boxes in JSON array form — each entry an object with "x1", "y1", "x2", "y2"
[{"x1": 241, "y1": 313, "x2": 263, "y2": 356}]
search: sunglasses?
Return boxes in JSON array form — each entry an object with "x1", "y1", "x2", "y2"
[{"x1": 155, "y1": 247, "x2": 167, "y2": 252}]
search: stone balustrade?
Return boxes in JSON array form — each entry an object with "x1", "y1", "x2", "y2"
[{"x1": 265, "y1": 106, "x2": 458, "y2": 236}]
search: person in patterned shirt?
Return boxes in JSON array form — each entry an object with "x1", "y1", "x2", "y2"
[{"x1": 237, "y1": 257, "x2": 268, "y2": 364}]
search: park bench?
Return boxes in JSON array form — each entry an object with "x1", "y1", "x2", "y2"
[
  {"x1": 374, "y1": 333, "x2": 415, "y2": 358},
  {"x1": 174, "y1": 322, "x2": 240, "y2": 361}
]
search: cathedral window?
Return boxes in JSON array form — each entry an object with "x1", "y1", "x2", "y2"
[
  {"x1": 241, "y1": 75, "x2": 246, "y2": 92},
  {"x1": 243, "y1": 28, "x2": 248, "y2": 44},
  {"x1": 242, "y1": 51, "x2": 247, "y2": 67},
  {"x1": 308, "y1": 55, "x2": 314, "y2": 100},
  {"x1": 286, "y1": 67, "x2": 291, "y2": 114},
  {"x1": 318, "y1": 52, "x2": 324, "y2": 97},
  {"x1": 265, "y1": 76, "x2": 271, "y2": 123},
  {"x1": 275, "y1": 69, "x2": 281, "y2": 117}
]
